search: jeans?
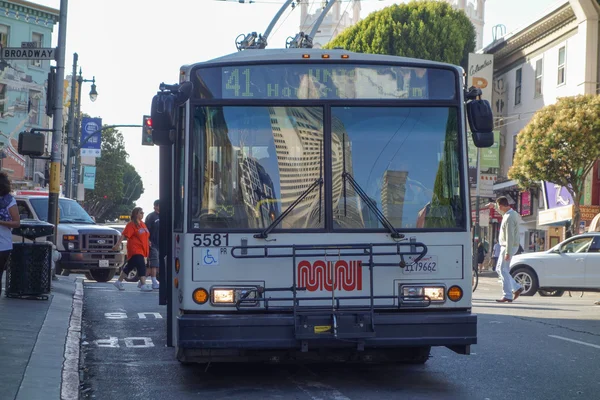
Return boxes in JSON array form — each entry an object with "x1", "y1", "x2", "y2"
[{"x1": 496, "y1": 248, "x2": 523, "y2": 300}]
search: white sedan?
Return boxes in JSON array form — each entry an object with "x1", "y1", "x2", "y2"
[{"x1": 509, "y1": 232, "x2": 600, "y2": 297}]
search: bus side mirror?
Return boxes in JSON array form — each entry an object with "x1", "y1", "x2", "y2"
[
  {"x1": 466, "y1": 99, "x2": 494, "y2": 148},
  {"x1": 151, "y1": 93, "x2": 176, "y2": 146},
  {"x1": 150, "y1": 81, "x2": 193, "y2": 146}
]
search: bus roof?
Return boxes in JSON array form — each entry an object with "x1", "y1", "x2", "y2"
[{"x1": 182, "y1": 48, "x2": 462, "y2": 73}]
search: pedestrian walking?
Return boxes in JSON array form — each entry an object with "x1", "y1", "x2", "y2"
[
  {"x1": 492, "y1": 240, "x2": 500, "y2": 272},
  {"x1": 0, "y1": 172, "x2": 20, "y2": 297},
  {"x1": 112, "y1": 207, "x2": 152, "y2": 292},
  {"x1": 477, "y1": 241, "x2": 486, "y2": 273},
  {"x1": 145, "y1": 199, "x2": 160, "y2": 289},
  {"x1": 492, "y1": 196, "x2": 524, "y2": 303}
]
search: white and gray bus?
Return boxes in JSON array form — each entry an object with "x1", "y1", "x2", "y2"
[{"x1": 150, "y1": 48, "x2": 493, "y2": 364}]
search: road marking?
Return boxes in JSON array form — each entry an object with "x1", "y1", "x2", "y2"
[
  {"x1": 93, "y1": 337, "x2": 155, "y2": 348},
  {"x1": 549, "y1": 335, "x2": 600, "y2": 350},
  {"x1": 138, "y1": 312, "x2": 162, "y2": 319},
  {"x1": 124, "y1": 337, "x2": 155, "y2": 348}
]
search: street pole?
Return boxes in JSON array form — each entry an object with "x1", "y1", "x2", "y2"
[
  {"x1": 65, "y1": 52, "x2": 77, "y2": 198},
  {"x1": 47, "y1": 0, "x2": 68, "y2": 243},
  {"x1": 73, "y1": 74, "x2": 83, "y2": 200}
]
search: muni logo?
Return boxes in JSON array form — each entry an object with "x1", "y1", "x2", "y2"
[{"x1": 297, "y1": 260, "x2": 363, "y2": 292}]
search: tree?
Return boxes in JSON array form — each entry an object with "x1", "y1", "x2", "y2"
[
  {"x1": 82, "y1": 126, "x2": 144, "y2": 222},
  {"x1": 324, "y1": 1, "x2": 476, "y2": 67},
  {"x1": 101, "y1": 163, "x2": 145, "y2": 222},
  {"x1": 508, "y1": 95, "x2": 600, "y2": 236}
]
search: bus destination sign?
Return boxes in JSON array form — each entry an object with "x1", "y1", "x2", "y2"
[{"x1": 195, "y1": 64, "x2": 456, "y2": 101}]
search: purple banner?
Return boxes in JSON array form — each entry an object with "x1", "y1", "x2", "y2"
[{"x1": 543, "y1": 181, "x2": 574, "y2": 209}]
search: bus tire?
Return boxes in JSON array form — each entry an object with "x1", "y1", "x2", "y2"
[{"x1": 400, "y1": 346, "x2": 431, "y2": 364}]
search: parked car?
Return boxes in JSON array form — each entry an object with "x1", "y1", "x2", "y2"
[
  {"x1": 14, "y1": 191, "x2": 125, "y2": 282},
  {"x1": 509, "y1": 232, "x2": 600, "y2": 297}
]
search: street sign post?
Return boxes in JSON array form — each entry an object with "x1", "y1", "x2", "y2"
[{"x1": 1, "y1": 47, "x2": 56, "y2": 60}]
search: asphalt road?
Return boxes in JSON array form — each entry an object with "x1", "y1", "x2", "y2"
[{"x1": 80, "y1": 275, "x2": 600, "y2": 400}]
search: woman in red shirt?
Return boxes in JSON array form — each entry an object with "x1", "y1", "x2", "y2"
[{"x1": 112, "y1": 207, "x2": 152, "y2": 291}]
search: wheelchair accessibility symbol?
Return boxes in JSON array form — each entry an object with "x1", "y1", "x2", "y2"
[{"x1": 202, "y1": 249, "x2": 219, "y2": 266}]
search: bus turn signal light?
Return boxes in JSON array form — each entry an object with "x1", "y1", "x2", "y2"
[
  {"x1": 175, "y1": 258, "x2": 180, "y2": 273},
  {"x1": 448, "y1": 286, "x2": 463, "y2": 302},
  {"x1": 192, "y1": 288, "x2": 208, "y2": 304},
  {"x1": 174, "y1": 277, "x2": 179, "y2": 288}
]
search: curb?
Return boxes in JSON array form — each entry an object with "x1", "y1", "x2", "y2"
[{"x1": 61, "y1": 278, "x2": 83, "y2": 400}]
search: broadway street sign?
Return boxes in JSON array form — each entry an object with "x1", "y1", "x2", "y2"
[{"x1": 1, "y1": 47, "x2": 56, "y2": 60}]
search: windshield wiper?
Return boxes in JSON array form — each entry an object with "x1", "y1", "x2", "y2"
[
  {"x1": 341, "y1": 135, "x2": 404, "y2": 240},
  {"x1": 254, "y1": 177, "x2": 323, "y2": 239},
  {"x1": 255, "y1": 141, "x2": 323, "y2": 240}
]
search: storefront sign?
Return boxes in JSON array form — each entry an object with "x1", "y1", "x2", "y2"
[
  {"x1": 580, "y1": 205, "x2": 600, "y2": 222},
  {"x1": 480, "y1": 131, "x2": 500, "y2": 169},
  {"x1": 542, "y1": 181, "x2": 574, "y2": 209},
  {"x1": 468, "y1": 53, "x2": 494, "y2": 104},
  {"x1": 479, "y1": 173, "x2": 497, "y2": 197},
  {"x1": 520, "y1": 191, "x2": 531, "y2": 217}
]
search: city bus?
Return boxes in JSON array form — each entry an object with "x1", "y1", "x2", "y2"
[{"x1": 150, "y1": 48, "x2": 493, "y2": 364}]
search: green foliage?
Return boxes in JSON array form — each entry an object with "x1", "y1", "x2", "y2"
[
  {"x1": 82, "y1": 125, "x2": 145, "y2": 222},
  {"x1": 509, "y1": 94, "x2": 600, "y2": 235},
  {"x1": 324, "y1": 0, "x2": 476, "y2": 67}
]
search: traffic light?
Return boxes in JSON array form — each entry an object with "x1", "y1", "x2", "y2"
[{"x1": 142, "y1": 115, "x2": 153, "y2": 146}]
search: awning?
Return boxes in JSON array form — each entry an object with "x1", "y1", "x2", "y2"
[
  {"x1": 538, "y1": 205, "x2": 573, "y2": 226},
  {"x1": 493, "y1": 179, "x2": 518, "y2": 191}
]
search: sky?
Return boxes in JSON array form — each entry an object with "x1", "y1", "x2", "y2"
[{"x1": 31, "y1": 0, "x2": 563, "y2": 213}]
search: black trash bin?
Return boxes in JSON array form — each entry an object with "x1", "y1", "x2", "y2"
[{"x1": 5, "y1": 220, "x2": 55, "y2": 300}]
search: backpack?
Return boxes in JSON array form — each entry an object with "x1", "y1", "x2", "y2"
[{"x1": 0, "y1": 194, "x2": 13, "y2": 221}]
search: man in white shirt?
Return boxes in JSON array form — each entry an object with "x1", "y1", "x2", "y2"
[{"x1": 493, "y1": 196, "x2": 524, "y2": 302}]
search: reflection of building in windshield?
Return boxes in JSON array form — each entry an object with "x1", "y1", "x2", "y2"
[
  {"x1": 331, "y1": 118, "x2": 364, "y2": 228},
  {"x1": 269, "y1": 107, "x2": 325, "y2": 228},
  {"x1": 381, "y1": 170, "x2": 409, "y2": 228},
  {"x1": 203, "y1": 108, "x2": 237, "y2": 221},
  {"x1": 240, "y1": 156, "x2": 278, "y2": 228}
]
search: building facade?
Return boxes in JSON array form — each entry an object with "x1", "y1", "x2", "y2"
[
  {"x1": 0, "y1": 0, "x2": 58, "y2": 187},
  {"x1": 484, "y1": 0, "x2": 600, "y2": 250},
  {"x1": 442, "y1": 0, "x2": 485, "y2": 50},
  {"x1": 299, "y1": 0, "x2": 361, "y2": 49}
]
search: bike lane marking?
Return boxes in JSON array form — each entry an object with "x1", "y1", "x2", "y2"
[{"x1": 549, "y1": 335, "x2": 600, "y2": 350}]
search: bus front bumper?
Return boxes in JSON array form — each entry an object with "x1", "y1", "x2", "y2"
[{"x1": 177, "y1": 310, "x2": 476, "y2": 361}]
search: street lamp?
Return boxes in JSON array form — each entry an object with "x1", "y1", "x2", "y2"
[{"x1": 65, "y1": 54, "x2": 98, "y2": 199}]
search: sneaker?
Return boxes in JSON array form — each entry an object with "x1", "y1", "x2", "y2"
[
  {"x1": 152, "y1": 282, "x2": 160, "y2": 290},
  {"x1": 140, "y1": 285, "x2": 153, "y2": 292},
  {"x1": 113, "y1": 281, "x2": 125, "y2": 291},
  {"x1": 137, "y1": 281, "x2": 143, "y2": 288}
]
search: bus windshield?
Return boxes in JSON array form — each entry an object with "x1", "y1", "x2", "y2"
[{"x1": 190, "y1": 105, "x2": 463, "y2": 231}]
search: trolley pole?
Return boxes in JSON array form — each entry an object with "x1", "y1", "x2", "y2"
[{"x1": 47, "y1": 0, "x2": 68, "y2": 243}]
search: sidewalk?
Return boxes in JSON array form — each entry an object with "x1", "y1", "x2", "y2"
[{"x1": 0, "y1": 275, "x2": 82, "y2": 400}]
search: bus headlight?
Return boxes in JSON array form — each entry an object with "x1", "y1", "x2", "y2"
[
  {"x1": 401, "y1": 285, "x2": 445, "y2": 302},
  {"x1": 210, "y1": 286, "x2": 259, "y2": 306},
  {"x1": 213, "y1": 289, "x2": 234, "y2": 303},
  {"x1": 424, "y1": 287, "x2": 445, "y2": 302}
]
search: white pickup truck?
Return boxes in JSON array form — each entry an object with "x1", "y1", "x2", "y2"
[{"x1": 13, "y1": 190, "x2": 125, "y2": 282}]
